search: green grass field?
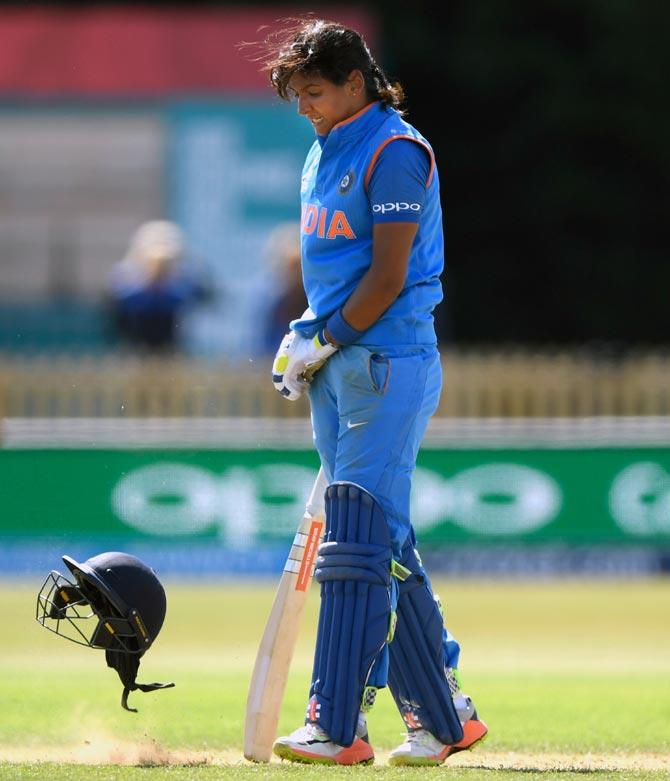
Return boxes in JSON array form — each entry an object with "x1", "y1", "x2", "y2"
[{"x1": 1, "y1": 576, "x2": 669, "y2": 780}]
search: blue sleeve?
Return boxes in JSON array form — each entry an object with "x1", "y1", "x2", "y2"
[{"x1": 368, "y1": 139, "x2": 431, "y2": 223}]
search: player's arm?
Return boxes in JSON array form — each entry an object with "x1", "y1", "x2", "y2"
[
  {"x1": 336, "y1": 221, "x2": 418, "y2": 333},
  {"x1": 325, "y1": 139, "x2": 431, "y2": 344}
]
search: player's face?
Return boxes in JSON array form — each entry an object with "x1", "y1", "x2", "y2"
[{"x1": 288, "y1": 71, "x2": 364, "y2": 136}]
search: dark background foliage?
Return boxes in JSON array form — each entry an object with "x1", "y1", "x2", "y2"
[{"x1": 377, "y1": 1, "x2": 669, "y2": 346}]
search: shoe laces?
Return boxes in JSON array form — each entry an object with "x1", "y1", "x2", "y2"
[
  {"x1": 290, "y1": 723, "x2": 329, "y2": 743},
  {"x1": 404, "y1": 729, "x2": 444, "y2": 751},
  {"x1": 290, "y1": 713, "x2": 367, "y2": 745}
]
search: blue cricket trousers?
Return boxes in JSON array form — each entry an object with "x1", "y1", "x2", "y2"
[{"x1": 308, "y1": 343, "x2": 461, "y2": 677}]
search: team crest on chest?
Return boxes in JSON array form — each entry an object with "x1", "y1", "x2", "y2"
[{"x1": 338, "y1": 169, "x2": 356, "y2": 194}]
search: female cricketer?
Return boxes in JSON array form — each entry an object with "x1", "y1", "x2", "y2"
[{"x1": 264, "y1": 18, "x2": 488, "y2": 766}]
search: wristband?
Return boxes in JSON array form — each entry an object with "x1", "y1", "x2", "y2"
[
  {"x1": 325, "y1": 308, "x2": 364, "y2": 346},
  {"x1": 314, "y1": 328, "x2": 331, "y2": 349}
]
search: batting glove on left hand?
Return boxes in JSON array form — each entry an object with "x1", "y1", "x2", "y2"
[{"x1": 272, "y1": 330, "x2": 338, "y2": 400}]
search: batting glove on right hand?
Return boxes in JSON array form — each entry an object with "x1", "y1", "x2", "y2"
[{"x1": 272, "y1": 330, "x2": 338, "y2": 401}]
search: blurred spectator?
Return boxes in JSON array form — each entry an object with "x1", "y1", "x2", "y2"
[
  {"x1": 107, "y1": 220, "x2": 209, "y2": 353},
  {"x1": 261, "y1": 221, "x2": 308, "y2": 354}
]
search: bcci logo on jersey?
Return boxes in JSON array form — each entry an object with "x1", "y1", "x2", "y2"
[{"x1": 338, "y1": 169, "x2": 356, "y2": 194}]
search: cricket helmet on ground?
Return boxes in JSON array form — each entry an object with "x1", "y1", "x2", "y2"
[{"x1": 36, "y1": 551, "x2": 174, "y2": 711}]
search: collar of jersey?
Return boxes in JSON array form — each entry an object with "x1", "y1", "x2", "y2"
[{"x1": 316, "y1": 101, "x2": 388, "y2": 152}]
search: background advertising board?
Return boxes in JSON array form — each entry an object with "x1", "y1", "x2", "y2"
[{"x1": 2, "y1": 449, "x2": 669, "y2": 560}]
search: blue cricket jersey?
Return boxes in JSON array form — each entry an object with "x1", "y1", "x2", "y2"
[{"x1": 291, "y1": 101, "x2": 444, "y2": 346}]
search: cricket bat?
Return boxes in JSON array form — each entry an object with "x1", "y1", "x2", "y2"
[{"x1": 243, "y1": 466, "x2": 328, "y2": 762}]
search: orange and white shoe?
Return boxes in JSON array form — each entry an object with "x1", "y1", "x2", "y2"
[
  {"x1": 273, "y1": 718, "x2": 374, "y2": 765},
  {"x1": 388, "y1": 702, "x2": 488, "y2": 767}
]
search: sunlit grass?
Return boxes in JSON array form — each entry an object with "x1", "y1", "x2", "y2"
[{"x1": 1, "y1": 577, "x2": 668, "y2": 780}]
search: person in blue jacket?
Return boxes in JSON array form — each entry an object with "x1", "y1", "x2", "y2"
[{"x1": 263, "y1": 18, "x2": 488, "y2": 766}]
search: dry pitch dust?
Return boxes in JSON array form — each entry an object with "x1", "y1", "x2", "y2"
[{"x1": 0, "y1": 740, "x2": 668, "y2": 772}]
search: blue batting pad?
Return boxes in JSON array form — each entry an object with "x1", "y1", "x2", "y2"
[
  {"x1": 387, "y1": 540, "x2": 464, "y2": 744},
  {"x1": 309, "y1": 482, "x2": 393, "y2": 747}
]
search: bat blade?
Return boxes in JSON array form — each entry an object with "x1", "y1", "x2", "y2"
[{"x1": 243, "y1": 466, "x2": 327, "y2": 762}]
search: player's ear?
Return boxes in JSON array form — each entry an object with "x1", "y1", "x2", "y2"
[{"x1": 346, "y1": 70, "x2": 364, "y2": 96}]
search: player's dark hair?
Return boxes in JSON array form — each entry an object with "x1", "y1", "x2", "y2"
[{"x1": 261, "y1": 19, "x2": 405, "y2": 112}]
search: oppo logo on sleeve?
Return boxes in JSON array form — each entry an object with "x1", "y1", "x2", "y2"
[{"x1": 372, "y1": 202, "x2": 421, "y2": 214}]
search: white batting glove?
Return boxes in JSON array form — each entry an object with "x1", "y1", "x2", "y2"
[{"x1": 272, "y1": 330, "x2": 338, "y2": 400}]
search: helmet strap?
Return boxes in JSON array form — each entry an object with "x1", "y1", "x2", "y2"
[
  {"x1": 121, "y1": 680, "x2": 176, "y2": 713},
  {"x1": 106, "y1": 649, "x2": 175, "y2": 712}
]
